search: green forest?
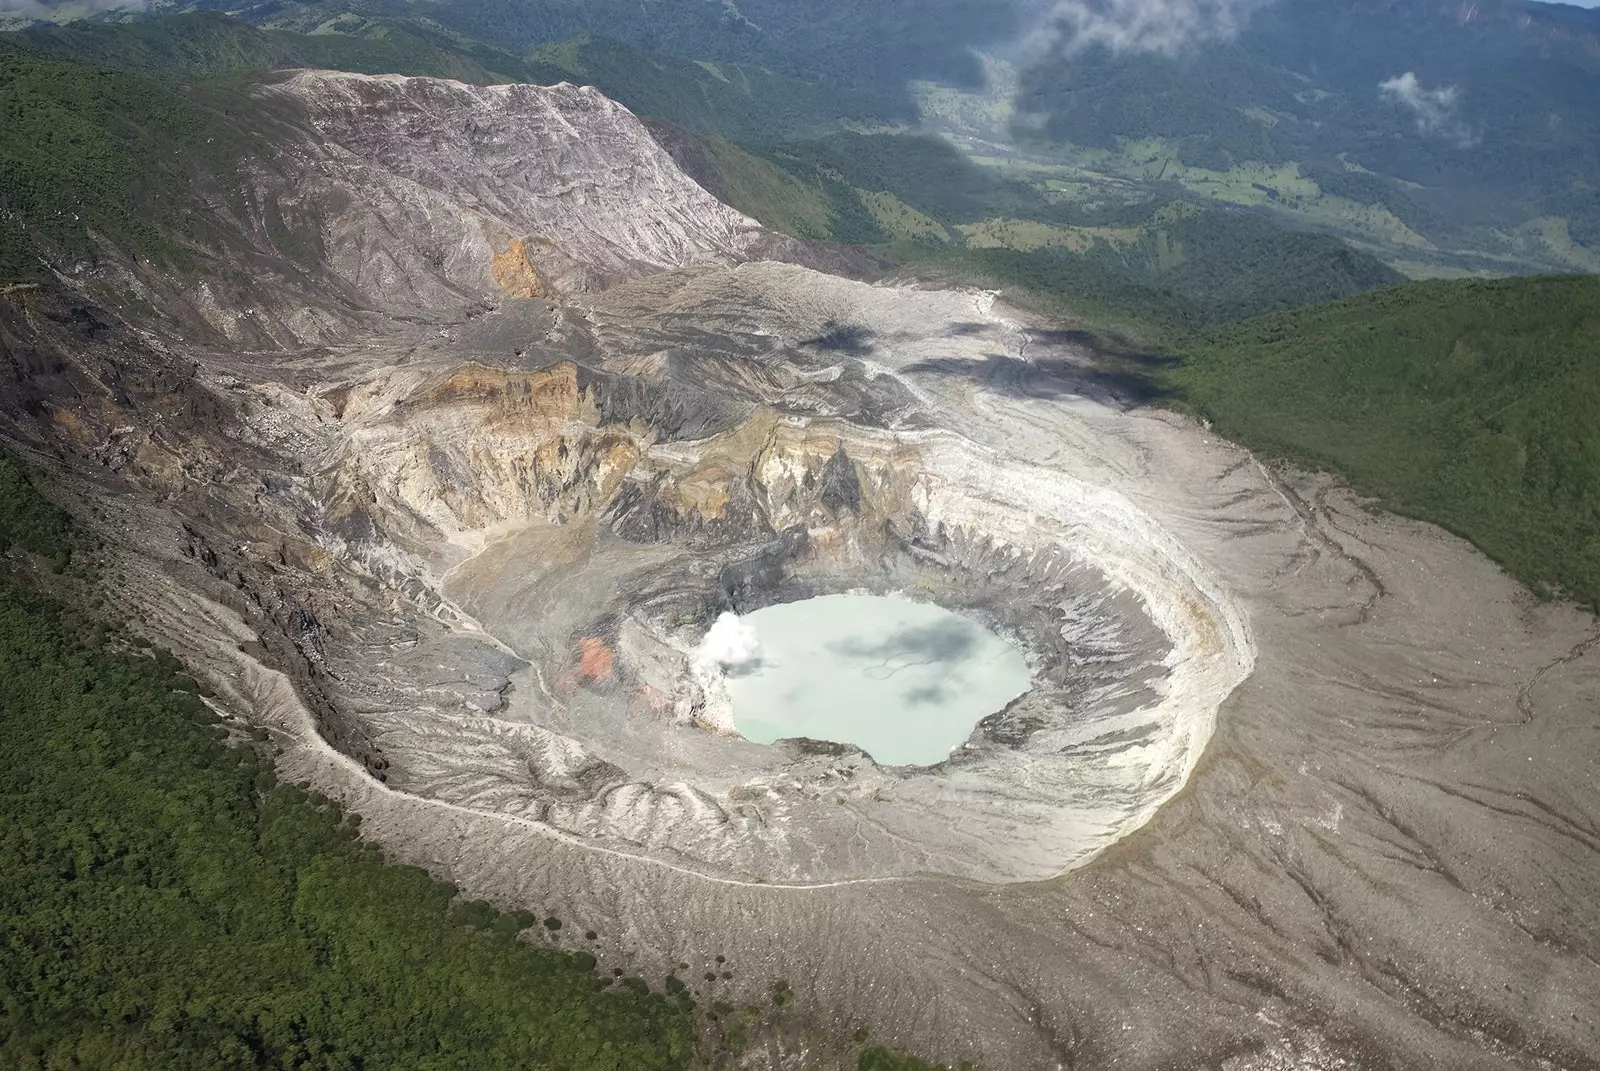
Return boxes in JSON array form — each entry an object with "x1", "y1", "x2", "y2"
[
  {"x1": 0, "y1": 451, "x2": 73, "y2": 569},
  {"x1": 908, "y1": 221, "x2": 1403, "y2": 343},
  {"x1": 12, "y1": 14, "x2": 908, "y2": 143},
  {"x1": 1167, "y1": 275, "x2": 1600, "y2": 610},
  {"x1": 661, "y1": 129, "x2": 1404, "y2": 340},
  {"x1": 0, "y1": 45, "x2": 237, "y2": 281}
]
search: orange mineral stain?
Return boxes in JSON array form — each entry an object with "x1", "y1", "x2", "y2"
[
  {"x1": 490, "y1": 237, "x2": 552, "y2": 299},
  {"x1": 577, "y1": 637, "x2": 615, "y2": 685}
]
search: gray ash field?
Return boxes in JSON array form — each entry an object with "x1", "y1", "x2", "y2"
[{"x1": 3, "y1": 70, "x2": 1597, "y2": 1070}]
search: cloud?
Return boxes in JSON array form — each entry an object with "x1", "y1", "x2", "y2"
[
  {"x1": 1379, "y1": 72, "x2": 1475, "y2": 144},
  {"x1": 1041, "y1": 0, "x2": 1277, "y2": 56},
  {"x1": 904, "y1": 683, "x2": 952, "y2": 706},
  {"x1": 0, "y1": 0, "x2": 146, "y2": 17},
  {"x1": 828, "y1": 619, "x2": 979, "y2": 670}
]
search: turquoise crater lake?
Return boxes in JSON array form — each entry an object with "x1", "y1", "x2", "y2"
[{"x1": 722, "y1": 594, "x2": 1030, "y2": 767}]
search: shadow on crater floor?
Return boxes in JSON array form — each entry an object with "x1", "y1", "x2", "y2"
[{"x1": 904, "y1": 350, "x2": 1182, "y2": 409}]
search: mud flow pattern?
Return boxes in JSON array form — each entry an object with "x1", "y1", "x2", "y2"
[{"x1": 707, "y1": 595, "x2": 1029, "y2": 767}]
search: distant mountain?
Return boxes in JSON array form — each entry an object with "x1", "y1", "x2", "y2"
[
  {"x1": 1012, "y1": 0, "x2": 1600, "y2": 263},
  {"x1": 152, "y1": 0, "x2": 1023, "y2": 92},
  {"x1": 111, "y1": 0, "x2": 1596, "y2": 275},
  {"x1": 6, "y1": 10, "x2": 539, "y2": 81},
  {"x1": 0, "y1": 10, "x2": 1413, "y2": 333},
  {"x1": 8, "y1": 12, "x2": 906, "y2": 140}
]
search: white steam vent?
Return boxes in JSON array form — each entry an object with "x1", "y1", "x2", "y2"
[{"x1": 694, "y1": 612, "x2": 763, "y2": 677}]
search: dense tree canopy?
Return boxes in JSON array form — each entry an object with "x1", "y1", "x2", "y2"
[{"x1": 1168, "y1": 275, "x2": 1600, "y2": 609}]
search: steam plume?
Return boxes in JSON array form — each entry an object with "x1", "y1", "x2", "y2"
[
  {"x1": 1044, "y1": 0, "x2": 1276, "y2": 56},
  {"x1": 687, "y1": 612, "x2": 762, "y2": 733},
  {"x1": 693, "y1": 612, "x2": 763, "y2": 679}
]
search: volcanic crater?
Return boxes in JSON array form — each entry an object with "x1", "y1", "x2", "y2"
[
  {"x1": 9, "y1": 68, "x2": 1599, "y2": 1070},
  {"x1": 300, "y1": 251, "x2": 1254, "y2": 885}
]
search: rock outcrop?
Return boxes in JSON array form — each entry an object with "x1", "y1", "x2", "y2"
[{"x1": 268, "y1": 72, "x2": 763, "y2": 299}]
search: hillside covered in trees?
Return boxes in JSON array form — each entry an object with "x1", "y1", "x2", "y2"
[
  {"x1": 0, "y1": 455, "x2": 702, "y2": 1070},
  {"x1": 1168, "y1": 275, "x2": 1600, "y2": 609}
]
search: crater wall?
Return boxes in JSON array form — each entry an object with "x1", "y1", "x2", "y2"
[{"x1": 226, "y1": 268, "x2": 1257, "y2": 884}]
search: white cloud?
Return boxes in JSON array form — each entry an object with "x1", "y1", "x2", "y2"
[
  {"x1": 1379, "y1": 72, "x2": 1475, "y2": 144},
  {"x1": 1043, "y1": 0, "x2": 1277, "y2": 56}
]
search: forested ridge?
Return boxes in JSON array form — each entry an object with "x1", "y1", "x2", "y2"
[
  {"x1": 0, "y1": 44, "x2": 245, "y2": 282},
  {"x1": 1167, "y1": 275, "x2": 1600, "y2": 610},
  {"x1": 650, "y1": 129, "x2": 1404, "y2": 339}
]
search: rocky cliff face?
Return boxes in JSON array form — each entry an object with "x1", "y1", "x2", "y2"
[
  {"x1": 266, "y1": 72, "x2": 764, "y2": 300},
  {"x1": 4, "y1": 70, "x2": 1598, "y2": 1071},
  {"x1": 64, "y1": 69, "x2": 768, "y2": 353}
]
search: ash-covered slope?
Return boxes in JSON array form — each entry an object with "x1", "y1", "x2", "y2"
[
  {"x1": 265, "y1": 72, "x2": 764, "y2": 298},
  {"x1": 10, "y1": 68, "x2": 1247, "y2": 887},
  {"x1": 85, "y1": 69, "x2": 768, "y2": 350},
  {"x1": 3, "y1": 68, "x2": 1598, "y2": 1071}
]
